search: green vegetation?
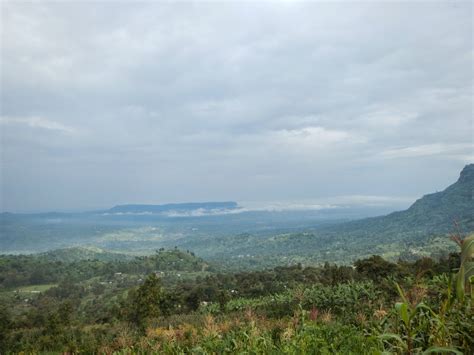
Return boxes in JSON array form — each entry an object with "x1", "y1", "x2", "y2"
[
  {"x1": 453, "y1": 234, "x2": 474, "y2": 302},
  {"x1": 16, "y1": 284, "x2": 57, "y2": 293},
  {"x1": 0, "y1": 237, "x2": 472, "y2": 353},
  {"x1": 0, "y1": 249, "x2": 210, "y2": 289},
  {"x1": 0, "y1": 165, "x2": 473, "y2": 352},
  {"x1": 39, "y1": 246, "x2": 134, "y2": 262}
]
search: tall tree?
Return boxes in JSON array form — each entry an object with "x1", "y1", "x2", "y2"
[{"x1": 127, "y1": 273, "x2": 163, "y2": 328}]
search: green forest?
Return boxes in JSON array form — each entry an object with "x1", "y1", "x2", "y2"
[{"x1": 1, "y1": 236, "x2": 473, "y2": 354}]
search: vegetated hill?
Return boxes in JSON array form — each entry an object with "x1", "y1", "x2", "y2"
[
  {"x1": 132, "y1": 248, "x2": 211, "y2": 272},
  {"x1": 0, "y1": 249, "x2": 211, "y2": 289},
  {"x1": 40, "y1": 246, "x2": 133, "y2": 262},
  {"x1": 107, "y1": 201, "x2": 239, "y2": 214},
  {"x1": 327, "y1": 163, "x2": 474, "y2": 237}
]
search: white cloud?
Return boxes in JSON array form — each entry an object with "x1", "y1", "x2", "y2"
[
  {"x1": 239, "y1": 126, "x2": 362, "y2": 157},
  {"x1": 379, "y1": 143, "x2": 473, "y2": 159},
  {"x1": 238, "y1": 195, "x2": 415, "y2": 211},
  {"x1": 273, "y1": 126, "x2": 350, "y2": 146},
  {"x1": 0, "y1": 116, "x2": 76, "y2": 134},
  {"x1": 359, "y1": 106, "x2": 419, "y2": 128},
  {"x1": 320, "y1": 195, "x2": 415, "y2": 207}
]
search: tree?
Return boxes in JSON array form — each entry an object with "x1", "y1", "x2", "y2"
[
  {"x1": 126, "y1": 273, "x2": 163, "y2": 328},
  {"x1": 355, "y1": 255, "x2": 398, "y2": 282},
  {"x1": 0, "y1": 305, "x2": 11, "y2": 353}
]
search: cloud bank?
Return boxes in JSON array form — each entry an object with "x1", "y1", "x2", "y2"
[{"x1": 0, "y1": 1, "x2": 472, "y2": 212}]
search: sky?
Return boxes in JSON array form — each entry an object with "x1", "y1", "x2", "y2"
[{"x1": 0, "y1": 0, "x2": 472, "y2": 212}]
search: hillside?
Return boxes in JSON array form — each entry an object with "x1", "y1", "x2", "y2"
[
  {"x1": 328, "y1": 163, "x2": 474, "y2": 236},
  {"x1": 39, "y1": 246, "x2": 133, "y2": 262},
  {"x1": 0, "y1": 249, "x2": 210, "y2": 289}
]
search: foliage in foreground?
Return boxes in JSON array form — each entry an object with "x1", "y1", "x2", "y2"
[{"x1": 0, "y1": 237, "x2": 473, "y2": 354}]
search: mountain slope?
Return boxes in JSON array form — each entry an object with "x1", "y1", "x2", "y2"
[{"x1": 329, "y1": 163, "x2": 473, "y2": 236}]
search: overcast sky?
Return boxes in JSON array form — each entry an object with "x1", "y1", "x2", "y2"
[{"x1": 0, "y1": 1, "x2": 472, "y2": 212}]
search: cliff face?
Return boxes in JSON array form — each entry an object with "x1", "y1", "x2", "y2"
[{"x1": 457, "y1": 164, "x2": 474, "y2": 184}]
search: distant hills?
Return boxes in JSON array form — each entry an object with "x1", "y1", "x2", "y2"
[{"x1": 1, "y1": 165, "x2": 472, "y2": 268}]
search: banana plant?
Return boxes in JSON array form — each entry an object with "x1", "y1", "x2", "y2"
[{"x1": 453, "y1": 234, "x2": 474, "y2": 302}]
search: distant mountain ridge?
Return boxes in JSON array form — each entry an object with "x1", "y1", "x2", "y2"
[{"x1": 107, "y1": 201, "x2": 239, "y2": 214}]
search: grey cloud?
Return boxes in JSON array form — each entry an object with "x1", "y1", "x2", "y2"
[{"x1": 0, "y1": 1, "x2": 472, "y2": 211}]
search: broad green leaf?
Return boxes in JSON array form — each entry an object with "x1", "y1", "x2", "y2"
[
  {"x1": 395, "y1": 283, "x2": 408, "y2": 304},
  {"x1": 456, "y1": 262, "x2": 465, "y2": 301},
  {"x1": 395, "y1": 302, "x2": 409, "y2": 325},
  {"x1": 422, "y1": 346, "x2": 463, "y2": 354}
]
